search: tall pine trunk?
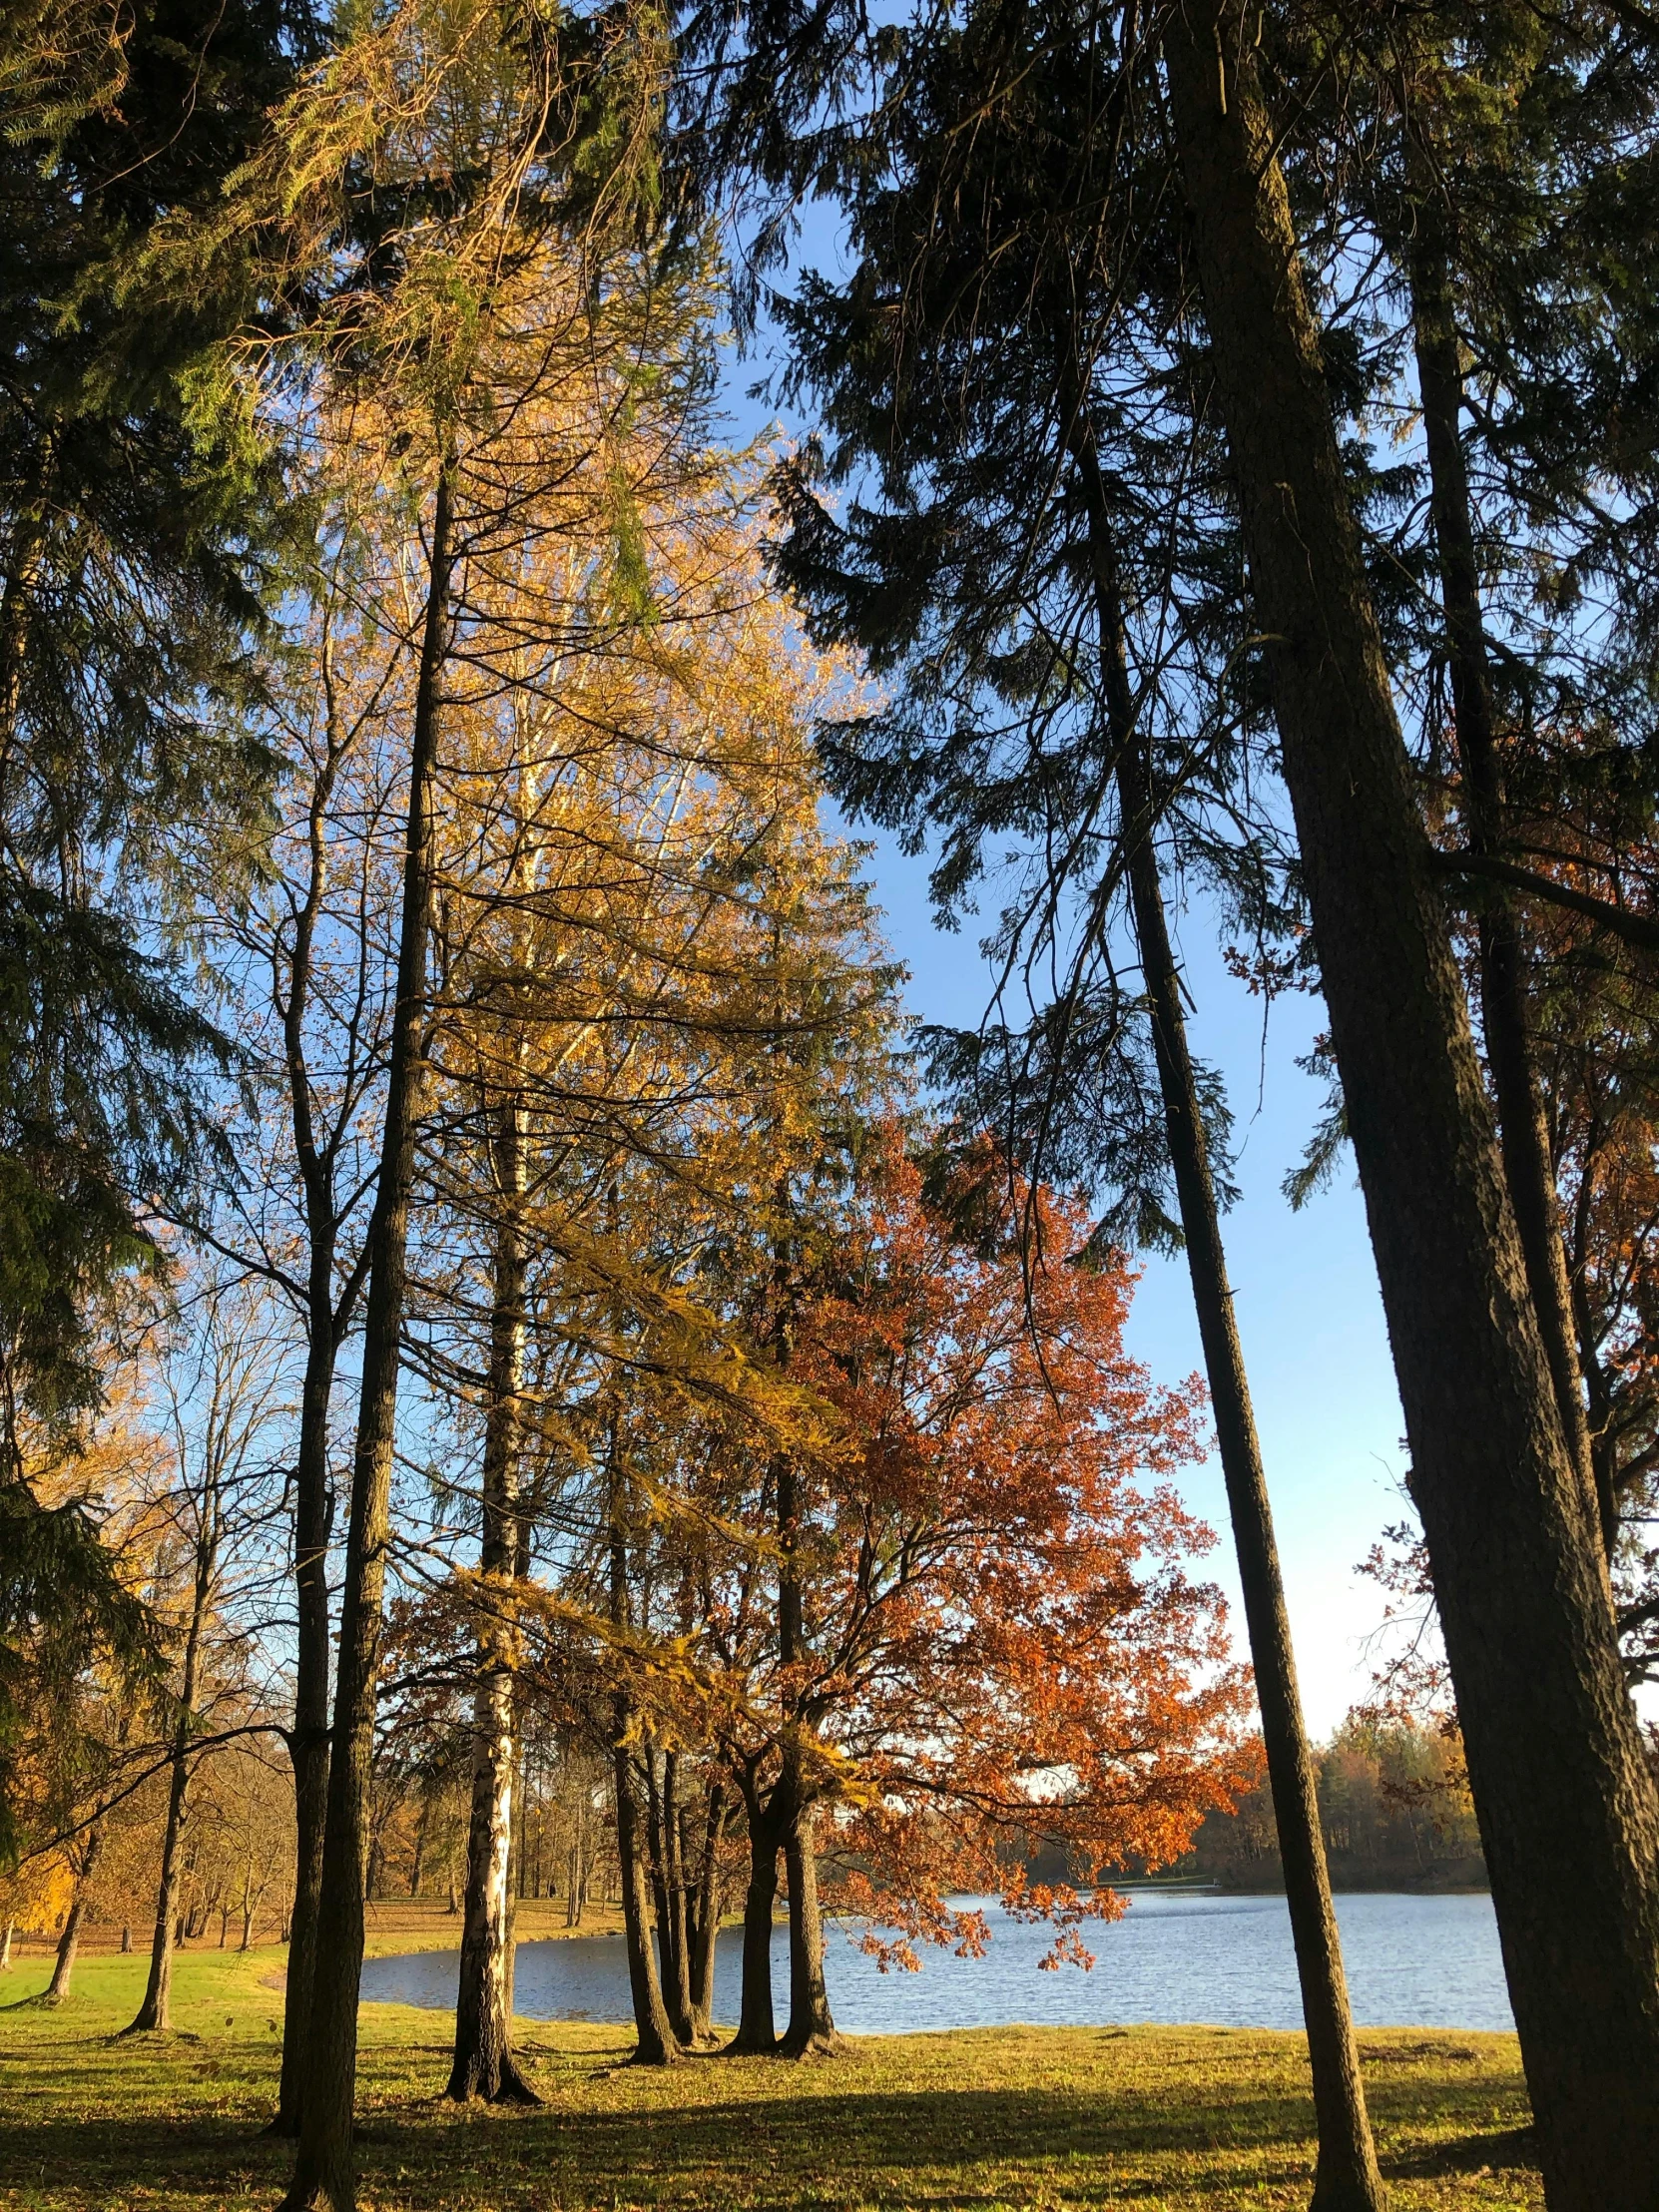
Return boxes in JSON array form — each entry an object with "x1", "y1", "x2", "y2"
[
  {"x1": 448, "y1": 1102, "x2": 538, "y2": 2103},
  {"x1": 1404, "y1": 184, "x2": 1607, "y2": 1554},
  {"x1": 1067, "y1": 422, "x2": 1382, "y2": 2210},
  {"x1": 279, "y1": 467, "x2": 454, "y2": 2212},
  {"x1": 1162, "y1": 14, "x2": 1659, "y2": 2202}
]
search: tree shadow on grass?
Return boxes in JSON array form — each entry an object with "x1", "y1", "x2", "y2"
[
  {"x1": 1383, "y1": 2125, "x2": 1536, "y2": 2180},
  {"x1": 0, "y1": 2047, "x2": 1537, "y2": 2210}
]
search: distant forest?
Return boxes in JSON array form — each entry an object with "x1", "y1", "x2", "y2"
[{"x1": 1171, "y1": 1720, "x2": 1485, "y2": 1895}]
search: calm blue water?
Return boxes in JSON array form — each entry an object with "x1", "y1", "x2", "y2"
[{"x1": 360, "y1": 1889, "x2": 1512, "y2": 2033}]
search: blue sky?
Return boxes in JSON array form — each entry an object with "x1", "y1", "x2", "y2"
[{"x1": 850, "y1": 823, "x2": 1412, "y2": 1738}]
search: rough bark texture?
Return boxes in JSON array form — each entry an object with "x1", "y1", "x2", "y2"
[
  {"x1": 730, "y1": 1771, "x2": 782, "y2": 2054},
  {"x1": 44, "y1": 1823, "x2": 102, "y2": 2002},
  {"x1": 279, "y1": 469, "x2": 454, "y2": 2212},
  {"x1": 780, "y1": 1802, "x2": 838, "y2": 2057},
  {"x1": 1162, "y1": 13, "x2": 1659, "y2": 2204},
  {"x1": 1069, "y1": 420, "x2": 1382, "y2": 2206},
  {"x1": 1405, "y1": 189, "x2": 1608, "y2": 1556}
]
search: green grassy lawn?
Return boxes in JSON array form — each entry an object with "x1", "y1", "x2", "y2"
[{"x1": 0, "y1": 1942, "x2": 1539, "y2": 2211}]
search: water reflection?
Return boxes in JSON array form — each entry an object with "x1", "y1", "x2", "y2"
[{"x1": 359, "y1": 1889, "x2": 1511, "y2": 2033}]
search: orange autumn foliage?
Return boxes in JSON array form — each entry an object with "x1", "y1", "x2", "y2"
[{"x1": 764, "y1": 1130, "x2": 1253, "y2": 1967}]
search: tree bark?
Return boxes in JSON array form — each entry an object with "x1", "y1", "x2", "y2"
[
  {"x1": 1404, "y1": 184, "x2": 1608, "y2": 1556},
  {"x1": 127, "y1": 1487, "x2": 219, "y2": 2036},
  {"x1": 654, "y1": 1750, "x2": 697, "y2": 2046},
  {"x1": 688, "y1": 1781, "x2": 728, "y2": 2043},
  {"x1": 1066, "y1": 416, "x2": 1382, "y2": 2209},
  {"x1": 614, "y1": 1738, "x2": 683, "y2": 2063},
  {"x1": 607, "y1": 1417, "x2": 683, "y2": 2068},
  {"x1": 1, "y1": 1920, "x2": 14, "y2": 1968},
  {"x1": 729, "y1": 1770, "x2": 782, "y2": 2054},
  {"x1": 1161, "y1": 13, "x2": 1659, "y2": 2203},
  {"x1": 779, "y1": 1801, "x2": 838, "y2": 2057},
  {"x1": 448, "y1": 1101, "x2": 538, "y2": 2105},
  {"x1": 44, "y1": 1823, "x2": 103, "y2": 2002},
  {"x1": 279, "y1": 465, "x2": 454, "y2": 2212},
  {"x1": 274, "y1": 643, "x2": 375, "y2": 2135}
]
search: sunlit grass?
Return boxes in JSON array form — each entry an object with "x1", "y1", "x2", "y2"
[{"x1": 0, "y1": 1940, "x2": 1539, "y2": 2209}]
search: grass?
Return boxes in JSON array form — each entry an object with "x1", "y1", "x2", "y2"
[{"x1": 0, "y1": 1936, "x2": 1540, "y2": 2211}]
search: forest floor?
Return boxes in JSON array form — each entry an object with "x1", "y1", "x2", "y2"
[{"x1": 0, "y1": 1939, "x2": 1539, "y2": 2211}]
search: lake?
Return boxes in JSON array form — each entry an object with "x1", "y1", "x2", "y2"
[{"x1": 360, "y1": 1889, "x2": 1513, "y2": 2034}]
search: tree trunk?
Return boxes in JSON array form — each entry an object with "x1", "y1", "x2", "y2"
[
  {"x1": 779, "y1": 1801, "x2": 837, "y2": 2057},
  {"x1": 274, "y1": 651, "x2": 368, "y2": 2134},
  {"x1": 614, "y1": 1740, "x2": 683, "y2": 2064},
  {"x1": 729, "y1": 1773, "x2": 781, "y2": 2054},
  {"x1": 1162, "y1": 15, "x2": 1659, "y2": 2204},
  {"x1": 688, "y1": 1782, "x2": 728, "y2": 2043},
  {"x1": 448, "y1": 1103, "x2": 538, "y2": 2105},
  {"x1": 0, "y1": 1920, "x2": 12, "y2": 1969},
  {"x1": 45, "y1": 1824, "x2": 104, "y2": 2003},
  {"x1": 652, "y1": 1750, "x2": 696, "y2": 2046},
  {"x1": 606, "y1": 1418, "x2": 682, "y2": 2068},
  {"x1": 279, "y1": 465, "x2": 454, "y2": 2212},
  {"x1": 1066, "y1": 418, "x2": 1382, "y2": 2210},
  {"x1": 1404, "y1": 187, "x2": 1607, "y2": 1556},
  {"x1": 127, "y1": 1522, "x2": 217, "y2": 2036}
]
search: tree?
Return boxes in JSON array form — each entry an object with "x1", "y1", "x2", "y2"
[
  {"x1": 752, "y1": 3, "x2": 1382, "y2": 2184},
  {"x1": 721, "y1": 1134, "x2": 1249, "y2": 2038},
  {"x1": 0, "y1": 0, "x2": 314, "y2": 1440},
  {"x1": 1157, "y1": 4, "x2": 1659, "y2": 2198},
  {"x1": 123, "y1": 1273, "x2": 291, "y2": 2034}
]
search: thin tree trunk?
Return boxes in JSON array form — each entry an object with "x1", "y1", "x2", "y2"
[
  {"x1": 280, "y1": 466, "x2": 455, "y2": 2212},
  {"x1": 779, "y1": 1801, "x2": 837, "y2": 2057},
  {"x1": 275, "y1": 656, "x2": 371, "y2": 2135},
  {"x1": 657, "y1": 1751, "x2": 696, "y2": 2044},
  {"x1": 614, "y1": 1739, "x2": 682, "y2": 2063},
  {"x1": 2, "y1": 1920, "x2": 15, "y2": 1968},
  {"x1": 44, "y1": 1824, "x2": 104, "y2": 2003},
  {"x1": 607, "y1": 1415, "x2": 682, "y2": 2067},
  {"x1": 1067, "y1": 421, "x2": 1382, "y2": 2211},
  {"x1": 448, "y1": 1101, "x2": 537, "y2": 2104},
  {"x1": 1404, "y1": 186, "x2": 1607, "y2": 1555},
  {"x1": 1162, "y1": 15, "x2": 1659, "y2": 2203},
  {"x1": 127, "y1": 1510, "x2": 218, "y2": 2036},
  {"x1": 688, "y1": 1781, "x2": 728, "y2": 2043}
]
